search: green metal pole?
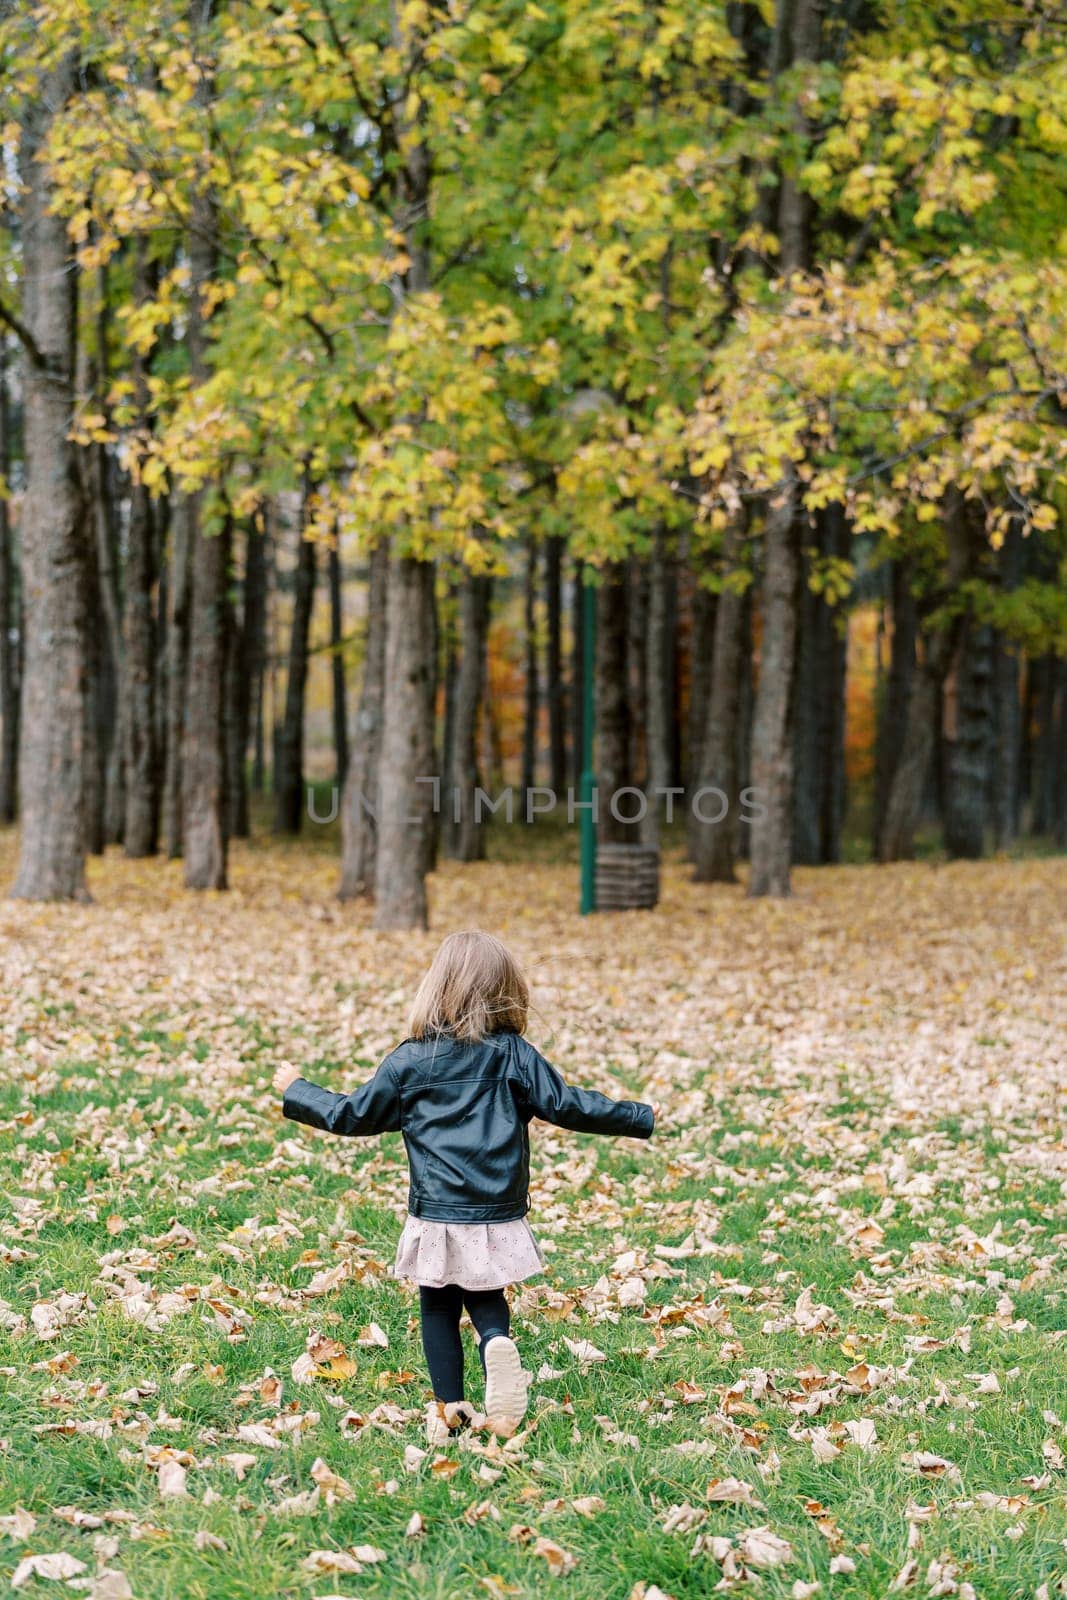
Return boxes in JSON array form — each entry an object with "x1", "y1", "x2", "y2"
[{"x1": 579, "y1": 576, "x2": 596, "y2": 914}]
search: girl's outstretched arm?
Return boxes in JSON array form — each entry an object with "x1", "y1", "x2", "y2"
[
  {"x1": 273, "y1": 1059, "x2": 402, "y2": 1137},
  {"x1": 517, "y1": 1040, "x2": 655, "y2": 1138}
]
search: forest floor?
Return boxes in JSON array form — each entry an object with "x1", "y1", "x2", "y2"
[{"x1": 0, "y1": 835, "x2": 1065, "y2": 1600}]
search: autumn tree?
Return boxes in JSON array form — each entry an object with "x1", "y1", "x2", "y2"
[
  {"x1": 5, "y1": 52, "x2": 91, "y2": 900},
  {"x1": 3, "y1": 0, "x2": 1064, "y2": 913}
]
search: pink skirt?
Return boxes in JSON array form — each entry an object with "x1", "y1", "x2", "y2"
[{"x1": 394, "y1": 1215, "x2": 545, "y2": 1291}]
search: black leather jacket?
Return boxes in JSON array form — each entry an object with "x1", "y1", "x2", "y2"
[{"x1": 282, "y1": 1030, "x2": 655, "y2": 1222}]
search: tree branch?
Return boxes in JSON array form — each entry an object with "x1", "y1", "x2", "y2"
[{"x1": 0, "y1": 295, "x2": 47, "y2": 371}]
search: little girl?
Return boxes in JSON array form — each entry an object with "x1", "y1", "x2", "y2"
[{"x1": 273, "y1": 930, "x2": 655, "y2": 1441}]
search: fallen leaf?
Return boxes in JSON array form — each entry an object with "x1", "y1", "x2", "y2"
[
  {"x1": 157, "y1": 1459, "x2": 188, "y2": 1499},
  {"x1": 532, "y1": 1537, "x2": 578, "y2": 1576},
  {"x1": 562, "y1": 1337, "x2": 606, "y2": 1365},
  {"x1": 706, "y1": 1478, "x2": 763, "y2": 1507},
  {"x1": 844, "y1": 1418, "x2": 878, "y2": 1450},
  {"x1": 738, "y1": 1526, "x2": 793, "y2": 1569},
  {"x1": 11, "y1": 1553, "x2": 88, "y2": 1589}
]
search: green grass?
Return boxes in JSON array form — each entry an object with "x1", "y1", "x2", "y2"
[
  {"x1": 2, "y1": 1040, "x2": 1064, "y2": 1600},
  {"x1": 0, "y1": 844, "x2": 1065, "y2": 1598}
]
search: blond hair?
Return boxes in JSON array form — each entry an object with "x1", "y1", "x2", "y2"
[{"x1": 408, "y1": 930, "x2": 529, "y2": 1044}]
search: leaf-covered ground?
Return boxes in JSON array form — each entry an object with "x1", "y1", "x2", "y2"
[{"x1": 1, "y1": 835, "x2": 1065, "y2": 1600}]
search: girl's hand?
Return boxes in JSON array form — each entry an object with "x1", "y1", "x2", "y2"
[
  {"x1": 651, "y1": 1101, "x2": 662, "y2": 1124},
  {"x1": 272, "y1": 1063, "x2": 302, "y2": 1097}
]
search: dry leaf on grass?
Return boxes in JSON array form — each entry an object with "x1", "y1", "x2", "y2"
[
  {"x1": 300, "y1": 1551, "x2": 364, "y2": 1577},
  {"x1": 300, "y1": 1545, "x2": 386, "y2": 1575},
  {"x1": 562, "y1": 1337, "x2": 606, "y2": 1365},
  {"x1": 357, "y1": 1322, "x2": 389, "y2": 1348},
  {"x1": 706, "y1": 1477, "x2": 763, "y2": 1507},
  {"x1": 532, "y1": 1537, "x2": 578, "y2": 1576},
  {"x1": 157, "y1": 1458, "x2": 188, "y2": 1499},
  {"x1": 11, "y1": 1553, "x2": 88, "y2": 1589},
  {"x1": 902, "y1": 1451, "x2": 961, "y2": 1482},
  {"x1": 844, "y1": 1418, "x2": 878, "y2": 1450},
  {"x1": 236, "y1": 1423, "x2": 282, "y2": 1449},
  {"x1": 309, "y1": 1458, "x2": 354, "y2": 1503},
  {"x1": 0, "y1": 1506, "x2": 36, "y2": 1539},
  {"x1": 738, "y1": 1527, "x2": 794, "y2": 1569},
  {"x1": 194, "y1": 1531, "x2": 228, "y2": 1551},
  {"x1": 661, "y1": 1503, "x2": 706, "y2": 1535},
  {"x1": 90, "y1": 1571, "x2": 134, "y2": 1600}
]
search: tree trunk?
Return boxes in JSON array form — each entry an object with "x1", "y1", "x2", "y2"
[
  {"x1": 0, "y1": 338, "x2": 17, "y2": 825},
  {"x1": 736, "y1": 592, "x2": 754, "y2": 860},
  {"x1": 878, "y1": 659, "x2": 942, "y2": 861},
  {"x1": 745, "y1": 0, "x2": 819, "y2": 898},
  {"x1": 521, "y1": 539, "x2": 539, "y2": 799},
  {"x1": 328, "y1": 538, "x2": 348, "y2": 785},
  {"x1": 420, "y1": 564, "x2": 440, "y2": 883},
  {"x1": 444, "y1": 572, "x2": 491, "y2": 861},
  {"x1": 644, "y1": 531, "x2": 673, "y2": 842},
  {"x1": 90, "y1": 263, "x2": 125, "y2": 849},
  {"x1": 545, "y1": 534, "x2": 567, "y2": 796},
  {"x1": 686, "y1": 576, "x2": 716, "y2": 793},
  {"x1": 374, "y1": 554, "x2": 436, "y2": 930},
  {"x1": 178, "y1": 202, "x2": 225, "y2": 883},
  {"x1": 121, "y1": 245, "x2": 160, "y2": 857},
  {"x1": 250, "y1": 505, "x2": 270, "y2": 795},
  {"x1": 596, "y1": 563, "x2": 632, "y2": 845},
  {"x1": 943, "y1": 619, "x2": 993, "y2": 858},
  {"x1": 823, "y1": 587, "x2": 848, "y2": 864},
  {"x1": 161, "y1": 499, "x2": 192, "y2": 857},
  {"x1": 571, "y1": 560, "x2": 585, "y2": 790},
  {"x1": 179, "y1": 3, "x2": 230, "y2": 890},
  {"x1": 11, "y1": 60, "x2": 92, "y2": 901},
  {"x1": 122, "y1": 476, "x2": 159, "y2": 856},
  {"x1": 441, "y1": 585, "x2": 458, "y2": 825},
  {"x1": 251, "y1": 651, "x2": 266, "y2": 795},
  {"x1": 793, "y1": 504, "x2": 848, "y2": 865},
  {"x1": 182, "y1": 501, "x2": 231, "y2": 889},
  {"x1": 339, "y1": 540, "x2": 388, "y2": 900},
  {"x1": 748, "y1": 480, "x2": 801, "y2": 897},
  {"x1": 153, "y1": 492, "x2": 170, "y2": 807},
  {"x1": 370, "y1": 0, "x2": 438, "y2": 927},
  {"x1": 83, "y1": 526, "x2": 110, "y2": 857},
  {"x1": 239, "y1": 516, "x2": 267, "y2": 835},
  {"x1": 1018, "y1": 658, "x2": 1036, "y2": 833},
  {"x1": 692, "y1": 523, "x2": 745, "y2": 883},
  {"x1": 879, "y1": 493, "x2": 973, "y2": 862},
  {"x1": 273, "y1": 496, "x2": 317, "y2": 835},
  {"x1": 1029, "y1": 654, "x2": 1058, "y2": 835},
  {"x1": 875, "y1": 558, "x2": 917, "y2": 855},
  {"x1": 1054, "y1": 662, "x2": 1067, "y2": 850},
  {"x1": 776, "y1": 0, "x2": 820, "y2": 276},
  {"x1": 792, "y1": 532, "x2": 822, "y2": 867},
  {"x1": 627, "y1": 556, "x2": 648, "y2": 793},
  {"x1": 225, "y1": 517, "x2": 267, "y2": 839},
  {"x1": 667, "y1": 557, "x2": 682, "y2": 788},
  {"x1": 990, "y1": 524, "x2": 1022, "y2": 850}
]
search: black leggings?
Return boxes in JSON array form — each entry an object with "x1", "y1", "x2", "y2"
[{"x1": 419, "y1": 1284, "x2": 510, "y2": 1403}]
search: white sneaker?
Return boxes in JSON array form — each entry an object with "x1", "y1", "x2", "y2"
[{"x1": 483, "y1": 1336, "x2": 527, "y2": 1433}]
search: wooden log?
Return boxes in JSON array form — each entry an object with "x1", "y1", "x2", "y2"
[{"x1": 594, "y1": 842, "x2": 660, "y2": 910}]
